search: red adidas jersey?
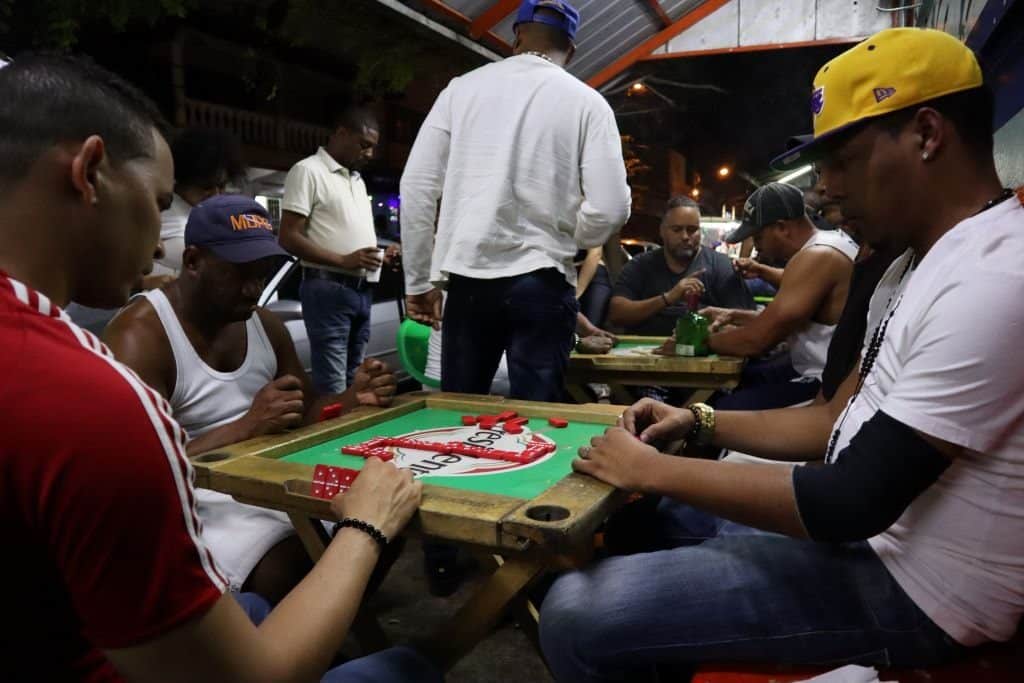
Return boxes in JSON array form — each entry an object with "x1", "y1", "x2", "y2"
[{"x1": 0, "y1": 273, "x2": 227, "y2": 681}]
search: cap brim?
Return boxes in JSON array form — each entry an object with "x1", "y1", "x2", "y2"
[
  {"x1": 725, "y1": 220, "x2": 760, "y2": 244},
  {"x1": 770, "y1": 118, "x2": 870, "y2": 171},
  {"x1": 204, "y1": 238, "x2": 291, "y2": 264}
]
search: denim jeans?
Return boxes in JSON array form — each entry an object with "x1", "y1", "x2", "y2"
[
  {"x1": 441, "y1": 269, "x2": 578, "y2": 402},
  {"x1": 539, "y1": 501, "x2": 960, "y2": 683},
  {"x1": 233, "y1": 592, "x2": 442, "y2": 683},
  {"x1": 300, "y1": 277, "x2": 372, "y2": 394},
  {"x1": 712, "y1": 355, "x2": 821, "y2": 410}
]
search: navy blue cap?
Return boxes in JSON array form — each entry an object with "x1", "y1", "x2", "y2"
[
  {"x1": 515, "y1": 0, "x2": 580, "y2": 42},
  {"x1": 184, "y1": 194, "x2": 290, "y2": 264},
  {"x1": 725, "y1": 183, "x2": 806, "y2": 243}
]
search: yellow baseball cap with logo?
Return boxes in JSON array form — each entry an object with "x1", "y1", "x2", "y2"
[{"x1": 772, "y1": 28, "x2": 983, "y2": 170}]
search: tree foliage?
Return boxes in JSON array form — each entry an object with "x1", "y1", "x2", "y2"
[
  {"x1": 0, "y1": 0, "x2": 482, "y2": 94},
  {"x1": 0, "y1": 0, "x2": 192, "y2": 50}
]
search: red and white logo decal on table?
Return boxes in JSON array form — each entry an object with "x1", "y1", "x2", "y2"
[{"x1": 391, "y1": 426, "x2": 557, "y2": 477}]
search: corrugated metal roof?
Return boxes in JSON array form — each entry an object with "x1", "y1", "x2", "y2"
[{"x1": 403, "y1": 0, "x2": 716, "y2": 83}]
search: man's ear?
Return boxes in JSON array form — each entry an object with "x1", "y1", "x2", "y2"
[
  {"x1": 181, "y1": 245, "x2": 204, "y2": 273},
  {"x1": 69, "y1": 135, "x2": 106, "y2": 206},
  {"x1": 913, "y1": 107, "x2": 945, "y2": 162}
]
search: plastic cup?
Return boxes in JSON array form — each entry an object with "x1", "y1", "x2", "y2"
[{"x1": 366, "y1": 248, "x2": 385, "y2": 283}]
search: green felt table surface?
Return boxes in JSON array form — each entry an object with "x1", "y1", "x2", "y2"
[{"x1": 278, "y1": 408, "x2": 608, "y2": 500}]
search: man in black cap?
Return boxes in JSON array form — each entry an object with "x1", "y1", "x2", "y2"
[
  {"x1": 106, "y1": 194, "x2": 399, "y2": 603},
  {"x1": 701, "y1": 182, "x2": 858, "y2": 409}
]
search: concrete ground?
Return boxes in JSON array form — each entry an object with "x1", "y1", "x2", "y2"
[{"x1": 355, "y1": 537, "x2": 555, "y2": 683}]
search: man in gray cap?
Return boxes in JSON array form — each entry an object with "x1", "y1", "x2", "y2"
[{"x1": 701, "y1": 182, "x2": 858, "y2": 409}]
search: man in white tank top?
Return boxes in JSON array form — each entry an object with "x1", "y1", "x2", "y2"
[
  {"x1": 700, "y1": 182, "x2": 858, "y2": 410},
  {"x1": 106, "y1": 195, "x2": 399, "y2": 603}
]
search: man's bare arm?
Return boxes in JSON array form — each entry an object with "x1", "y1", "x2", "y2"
[
  {"x1": 105, "y1": 459, "x2": 423, "y2": 683},
  {"x1": 607, "y1": 295, "x2": 669, "y2": 329},
  {"x1": 709, "y1": 248, "x2": 849, "y2": 357},
  {"x1": 103, "y1": 299, "x2": 174, "y2": 399},
  {"x1": 278, "y1": 211, "x2": 381, "y2": 273}
]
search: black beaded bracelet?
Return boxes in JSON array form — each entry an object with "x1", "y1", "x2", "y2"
[{"x1": 333, "y1": 517, "x2": 388, "y2": 550}]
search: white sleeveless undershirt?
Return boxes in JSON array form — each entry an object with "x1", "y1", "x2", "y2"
[
  {"x1": 143, "y1": 289, "x2": 291, "y2": 590},
  {"x1": 787, "y1": 229, "x2": 859, "y2": 380},
  {"x1": 143, "y1": 289, "x2": 277, "y2": 439}
]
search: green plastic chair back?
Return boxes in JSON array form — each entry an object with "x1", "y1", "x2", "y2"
[{"x1": 397, "y1": 318, "x2": 441, "y2": 388}]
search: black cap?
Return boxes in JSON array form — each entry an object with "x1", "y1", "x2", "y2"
[{"x1": 725, "y1": 183, "x2": 806, "y2": 243}]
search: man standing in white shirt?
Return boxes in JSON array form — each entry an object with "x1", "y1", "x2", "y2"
[
  {"x1": 400, "y1": 0, "x2": 631, "y2": 401},
  {"x1": 280, "y1": 107, "x2": 393, "y2": 394},
  {"x1": 540, "y1": 28, "x2": 1024, "y2": 681}
]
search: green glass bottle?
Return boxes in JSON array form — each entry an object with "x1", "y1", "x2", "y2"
[{"x1": 674, "y1": 292, "x2": 710, "y2": 357}]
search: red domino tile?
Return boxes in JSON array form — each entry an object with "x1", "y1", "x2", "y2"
[
  {"x1": 548, "y1": 417, "x2": 569, "y2": 428},
  {"x1": 504, "y1": 424, "x2": 523, "y2": 435},
  {"x1": 318, "y1": 403, "x2": 344, "y2": 422},
  {"x1": 462, "y1": 415, "x2": 478, "y2": 426},
  {"x1": 506, "y1": 416, "x2": 529, "y2": 427},
  {"x1": 496, "y1": 410, "x2": 518, "y2": 421}
]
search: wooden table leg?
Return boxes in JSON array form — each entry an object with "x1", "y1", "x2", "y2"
[
  {"x1": 609, "y1": 382, "x2": 635, "y2": 406},
  {"x1": 286, "y1": 513, "x2": 391, "y2": 654},
  {"x1": 565, "y1": 382, "x2": 592, "y2": 404},
  {"x1": 287, "y1": 512, "x2": 330, "y2": 561},
  {"x1": 686, "y1": 389, "x2": 714, "y2": 405},
  {"x1": 421, "y1": 548, "x2": 548, "y2": 671}
]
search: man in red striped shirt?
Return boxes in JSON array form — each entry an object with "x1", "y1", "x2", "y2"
[{"x1": 0, "y1": 54, "x2": 438, "y2": 683}]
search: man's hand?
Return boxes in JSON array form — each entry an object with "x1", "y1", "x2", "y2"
[
  {"x1": 573, "y1": 427, "x2": 662, "y2": 492},
  {"x1": 732, "y1": 257, "x2": 766, "y2": 280},
  {"x1": 351, "y1": 359, "x2": 397, "y2": 407},
  {"x1": 619, "y1": 398, "x2": 696, "y2": 445},
  {"x1": 384, "y1": 244, "x2": 402, "y2": 271},
  {"x1": 577, "y1": 335, "x2": 615, "y2": 354},
  {"x1": 699, "y1": 306, "x2": 733, "y2": 332},
  {"x1": 665, "y1": 268, "x2": 706, "y2": 304},
  {"x1": 330, "y1": 457, "x2": 422, "y2": 540},
  {"x1": 406, "y1": 289, "x2": 443, "y2": 329},
  {"x1": 339, "y1": 247, "x2": 384, "y2": 271},
  {"x1": 576, "y1": 314, "x2": 618, "y2": 343},
  {"x1": 241, "y1": 375, "x2": 305, "y2": 437}
]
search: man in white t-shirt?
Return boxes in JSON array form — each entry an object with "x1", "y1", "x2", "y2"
[
  {"x1": 540, "y1": 28, "x2": 1024, "y2": 682},
  {"x1": 400, "y1": 0, "x2": 631, "y2": 402}
]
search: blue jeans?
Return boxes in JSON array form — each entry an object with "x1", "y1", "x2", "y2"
[
  {"x1": 300, "y1": 277, "x2": 372, "y2": 394},
  {"x1": 233, "y1": 593, "x2": 442, "y2": 683},
  {"x1": 441, "y1": 269, "x2": 578, "y2": 401},
  {"x1": 712, "y1": 355, "x2": 820, "y2": 410},
  {"x1": 539, "y1": 501, "x2": 960, "y2": 683}
]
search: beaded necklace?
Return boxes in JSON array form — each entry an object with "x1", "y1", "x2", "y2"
[
  {"x1": 824, "y1": 188, "x2": 1015, "y2": 462},
  {"x1": 522, "y1": 50, "x2": 554, "y2": 64}
]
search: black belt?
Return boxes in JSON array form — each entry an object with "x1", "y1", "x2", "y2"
[{"x1": 302, "y1": 266, "x2": 368, "y2": 290}]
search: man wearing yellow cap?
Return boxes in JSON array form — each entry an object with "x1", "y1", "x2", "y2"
[{"x1": 540, "y1": 28, "x2": 1024, "y2": 681}]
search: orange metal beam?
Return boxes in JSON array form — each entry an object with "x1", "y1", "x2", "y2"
[
  {"x1": 469, "y1": 0, "x2": 521, "y2": 39},
  {"x1": 644, "y1": 0, "x2": 673, "y2": 28},
  {"x1": 587, "y1": 0, "x2": 732, "y2": 89},
  {"x1": 639, "y1": 36, "x2": 863, "y2": 62},
  {"x1": 415, "y1": 0, "x2": 513, "y2": 53}
]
